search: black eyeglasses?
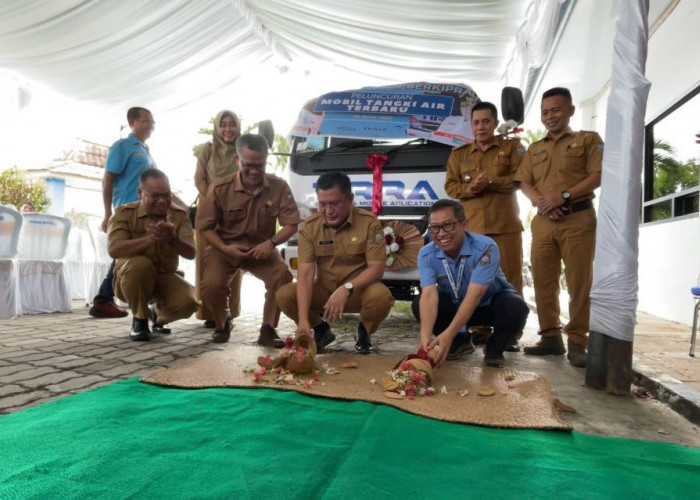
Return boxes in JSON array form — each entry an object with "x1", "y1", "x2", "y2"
[
  {"x1": 427, "y1": 220, "x2": 461, "y2": 234},
  {"x1": 142, "y1": 190, "x2": 171, "y2": 201}
]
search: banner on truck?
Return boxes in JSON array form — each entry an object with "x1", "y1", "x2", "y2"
[{"x1": 290, "y1": 82, "x2": 480, "y2": 147}]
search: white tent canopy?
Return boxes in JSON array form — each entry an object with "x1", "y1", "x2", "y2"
[{"x1": 1, "y1": 0, "x2": 550, "y2": 113}]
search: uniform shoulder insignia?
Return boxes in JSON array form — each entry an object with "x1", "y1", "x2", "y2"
[
  {"x1": 478, "y1": 247, "x2": 492, "y2": 266},
  {"x1": 372, "y1": 226, "x2": 385, "y2": 245}
]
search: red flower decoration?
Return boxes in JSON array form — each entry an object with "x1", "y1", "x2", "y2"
[{"x1": 396, "y1": 236, "x2": 404, "y2": 246}]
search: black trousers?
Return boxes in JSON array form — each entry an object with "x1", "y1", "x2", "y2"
[
  {"x1": 93, "y1": 260, "x2": 116, "y2": 304},
  {"x1": 412, "y1": 290, "x2": 529, "y2": 355}
]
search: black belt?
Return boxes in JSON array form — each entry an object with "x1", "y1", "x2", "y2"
[{"x1": 563, "y1": 199, "x2": 593, "y2": 214}]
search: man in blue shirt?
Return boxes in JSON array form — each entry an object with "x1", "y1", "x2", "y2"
[
  {"x1": 413, "y1": 199, "x2": 529, "y2": 367},
  {"x1": 89, "y1": 107, "x2": 156, "y2": 319}
]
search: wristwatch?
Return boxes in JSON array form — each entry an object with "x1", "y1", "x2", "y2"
[
  {"x1": 561, "y1": 190, "x2": 572, "y2": 203},
  {"x1": 270, "y1": 236, "x2": 280, "y2": 246},
  {"x1": 343, "y1": 282, "x2": 354, "y2": 295}
]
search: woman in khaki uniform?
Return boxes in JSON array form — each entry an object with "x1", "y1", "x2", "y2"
[{"x1": 193, "y1": 110, "x2": 243, "y2": 327}]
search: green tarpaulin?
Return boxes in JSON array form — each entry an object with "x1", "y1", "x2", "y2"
[{"x1": 1, "y1": 378, "x2": 698, "y2": 499}]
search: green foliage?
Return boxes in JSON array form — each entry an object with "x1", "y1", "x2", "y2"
[
  {"x1": 520, "y1": 128, "x2": 547, "y2": 146},
  {"x1": 0, "y1": 168, "x2": 51, "y2": 212},
  {"x1": 652, "y1": 139, "x2": 699, "y2": 199}
]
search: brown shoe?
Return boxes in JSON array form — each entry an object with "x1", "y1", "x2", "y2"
[
  {"x1": 258, "y1": 324, "x2": 285, "y2": 348},
  {"x1": 567, "y1": 340, "x2": 587, "y2": 367},
  {"x1": 523, "y1": 335, "x2": 566, "y2": 356},
  {"x1": 89, "y1": 301, "x2": 128, "y2": 318},
  {"x1": 212, "y1": 318, "x2": 232, "y2": 343}
]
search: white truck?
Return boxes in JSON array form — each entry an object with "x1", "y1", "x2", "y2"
[{"x1": 279, "y1": 82, "x2": 523, "y2": 300}]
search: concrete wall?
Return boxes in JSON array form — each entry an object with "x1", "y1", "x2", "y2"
[{"x1": 637, "y1": 0, "x2": 700, "y2": 325}]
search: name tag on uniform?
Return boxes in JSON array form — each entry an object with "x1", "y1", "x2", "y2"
[
  {"x1": 228, "y1": 208, "x2": 245, "y2": 215},
  {"x1": 436, "y1": 274, "x2": 448, "y2": 281},
  {"x1": 318, "y1": 240, "x2": 333, "y2": 246}
]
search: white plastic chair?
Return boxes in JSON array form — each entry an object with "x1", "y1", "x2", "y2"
[
  {"x1": 17, "y1": 213, "x2": 72, "y2": 314},
  {"x1": 86, "y1": 216, "x2": 113, "y2": 302},
  {"x1": 65, "y1": 217, "x2": 98, "y2": 303},
  {"x1": 0, "y1": 205, "x2": 23, "y2": 319}
]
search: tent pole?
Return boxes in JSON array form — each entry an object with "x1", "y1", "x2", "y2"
[{"x1": 585, "y1": 0, "x2": 650, "y2": 395}]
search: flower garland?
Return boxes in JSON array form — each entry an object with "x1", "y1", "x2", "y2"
[{"x1": 383, "y1": 225, "x2": 404, "y2": 267}]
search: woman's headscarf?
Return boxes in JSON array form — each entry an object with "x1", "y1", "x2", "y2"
[{"x1": 202, "y1": 109, "x2": 240, "y2": 182}]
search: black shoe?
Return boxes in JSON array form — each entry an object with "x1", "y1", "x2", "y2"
[
  {"x1": 446, "y1": 334, "x2": 475, "y2": 361},
  {"x1": 149, "y1": 306, "x2": 171, "y2": 335},
  {"x1": 504, "y1": 338, "x2": 521, "y2": 352},
  {"x1": 212, "y1": 318, "x2": 232, "y2": 343},
  {"x1": 484, "y1": 350, "x2": 506, "y2": 368},
  {"x1": 258, "y1": 324, "x2": 285, "y2": 348},
  {"x1": 313, "y1": 321, "x2": 336, "y2": 353},
  {"x1": 203, "y1": 320, "x2": 216, "y2": 329},
  {"x1": 355, "y1": 323, "x2": 372, "y2": 355},
  {"x1": 130, "y1": 318, "x2": 151, "y2": 341}
]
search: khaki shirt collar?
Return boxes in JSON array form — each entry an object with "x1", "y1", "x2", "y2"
[
  {"x1": 136, "y1": 202, "x2": 148, "y2": 218},
  {"x1": 545, "y1": 127, "x2": 575, "y2": 141},
  {"x1": 323, "y1": 205, "x2": 355, "y2": 229},
  {"x1": 234, "y1": 170, "x2": 269, "y2": 195},
  {"x1": 470, "y1": 137, "x2": 501, "y2": 154}
]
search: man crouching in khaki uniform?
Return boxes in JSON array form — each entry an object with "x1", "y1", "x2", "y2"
[
  {"x1": 276, "y1": 172, "x2": 395, "y2": 354},
  {"x1": 197, "y1": 134, "x2": 300, "y2": 346},
  {"x1": 109, "y1": 169, "x2": 198, "y2": 341}
]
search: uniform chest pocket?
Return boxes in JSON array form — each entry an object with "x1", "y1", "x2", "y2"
[
  {"x1": 529, "y1": 151, "x2": 548, "y2": 182},
  {"x1": 563, "y1": 145, "x2": 585, "y2": 171},
  {"x1": 223, "y1": 207, "x2": 246, "y2": 229},
  {"x1": 459, "y1": 160, "x2": 477, "y2": 182},
  {"x1": 493, "y1": 154, "x2": 511, "y2": 175},
  {"x1": 315, "y1": 243, "x2": 336, "y2": 257},
  {"x1": 345, "y1": 242, "x2": 366, "y2": 255},
  {"x1": 263, "y1": 203, "x2": 279, "y2": 219}
]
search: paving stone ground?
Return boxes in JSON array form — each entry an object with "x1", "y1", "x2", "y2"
[{"x1": 1, "y1": 295, "x2": 699, "y2": 448}]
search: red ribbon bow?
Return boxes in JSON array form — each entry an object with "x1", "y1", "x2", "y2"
[{"x1": 366, "y1": 153, "x2": 388, "y2": 215}]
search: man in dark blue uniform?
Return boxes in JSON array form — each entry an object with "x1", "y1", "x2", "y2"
[{"x1": 412, "y1": 199, "x2": 529, "y2": 367}]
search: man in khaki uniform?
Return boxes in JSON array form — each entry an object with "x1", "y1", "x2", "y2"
[
  {"x1": 445, "y1": 101, "x2": 526, "y2": 352},
  {"x1": 276, "y1": 172, "x2": 395, "y2": 354},
  {"x1": 514, "y1": 87, "x2": 603, "y2": 367},
  {"x1": 109, "y1": 169, "x2": 197, "y2": 341},
  {"x1": 197, "y1": 134, "x2": 300, "y2": 345}
]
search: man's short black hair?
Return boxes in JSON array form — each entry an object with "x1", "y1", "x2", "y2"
[
  {"x1": 542, "y1": 87, "x2": 573, "y2": 104},
  {"x1": 139, "y1": 168, "x2": 167, "y2": 187},
  {"x1": 471, "y1": 101, "x2": 498, "y2": 121},
  {"x1": 316, "y1": 172, "x2": 352, "y2": 195},
  {"x1": 429, "y1": 199, "x2": 465, "y2": 221},
  {"x1": 236, "y1": 133, "x2": 269, "y2": 155},
  {"x1": 127, "y1": 107, "x2": 151, "y2": 125}
]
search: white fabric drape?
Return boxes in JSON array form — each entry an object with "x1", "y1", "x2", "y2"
[
  {"x1": 589, "y1": 0, "x2": 651, "y2": 342},
  {"x1": 0, "y1": 0, "x2": 532, "y2": 111}
]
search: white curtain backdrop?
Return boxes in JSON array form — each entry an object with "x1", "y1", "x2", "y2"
[{"x1": 0, "y1": 0, "x2": 537, "y2": 112}]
